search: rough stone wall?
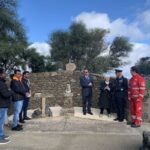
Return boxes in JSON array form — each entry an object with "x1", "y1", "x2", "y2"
[
  {"x1": 29, "y1": 71, "x2": 103, "y2": 109},
  {"x1": 28, "y1": 71, "x2": 149, "y2": 121}
]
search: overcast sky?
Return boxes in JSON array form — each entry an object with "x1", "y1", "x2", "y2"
[{"x1": 18, "y1": 0, "x2": 150, "y2": 77}]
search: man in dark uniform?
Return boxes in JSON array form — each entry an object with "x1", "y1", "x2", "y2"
[
  {"x1": 114, "y1": 69, "x2": 128, "y2": 122},
  {"x1": 80, "y1": 69, "x2": 93, "y2": 115}
]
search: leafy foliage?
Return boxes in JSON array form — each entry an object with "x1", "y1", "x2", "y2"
[
  {"x1": 0, "y1": 0, "x2": 27, "y2": 72},
  {"x1": 136, "y1": 57, "x2": 150, "y2": 75},
  {"x1": 49, "y1": 22, "x2": 133, "y2": 73}
]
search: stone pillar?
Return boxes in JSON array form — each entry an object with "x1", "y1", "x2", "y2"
[
  {"x1": 34, "y1": 93, "x2": 53, "y2": 117},
  {"x1": 63, "y1": 84, "x2": 74, "y2": 116},
  {"x1": 64, "y1": 92, "x2": 73, "y2": 108},
  {"x1": 42, "y1": 97, "x2": 46, "y2": 117}
]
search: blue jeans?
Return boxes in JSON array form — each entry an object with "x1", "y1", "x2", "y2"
[
  {"x1": 12, "y1": 100, "x2": 23, "y2": 128},
  {"x1": 19, "y1": 98, "x2": 29, "y2": 120},
  {"x1": 0, "y1": 108, "x2": 8, "y2": 139}
]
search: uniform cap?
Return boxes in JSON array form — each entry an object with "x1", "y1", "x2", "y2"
[{"x1": 115, "y1": 69, "x2": 122, "y2": 73}]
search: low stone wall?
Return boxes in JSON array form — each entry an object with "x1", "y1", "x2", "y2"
[
  {"x1": 26, "y1": 71, "x2": 149, "y2": 121},
  {"x1": 29, "y1": 71, "x2": 103, "y2": 110}
]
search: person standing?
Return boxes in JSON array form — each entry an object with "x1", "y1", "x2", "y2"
[
  {"x1": 10, "y1": 69, "x2": 26, "y2": 131},
  {"x1": 99, "y1": 77, "x2": 112, "y2": 116},
  {"x1": 0, "y1": 68, "x2": 13, "y2": 144},
  {"x1": 114, "y1": 69, "x2": 128, "y2": 122},
  {"x1": 80, "y1": 69, "x2": 93, "y2": 115},
  {"x1": 128, "y1": 66, "x2": 146, "y2": 128},
  {"x1": 19, "y1": 71, "x2": 31, "y2": 123}
]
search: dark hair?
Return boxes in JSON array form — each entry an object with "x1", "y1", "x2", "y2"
[
  {"x1": 10, "y1": 74, "x2": 14, "y2": 79},
  {"x1": 131, "y1": 66, "x2": 138, "y2": 73},
  {"x1": 23, "y1": 71, "x2": 29, "y2": 76},
  {"x1": 14, "y1": 69, "x2": 21, "y2": 74},
  {"x1": 83, "y1": 68, "x2": 89, "y2": 71},
  {"x1": 0, "y1": 68, "x2": 4, "y2": 74}
]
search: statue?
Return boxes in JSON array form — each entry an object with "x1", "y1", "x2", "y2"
[
  {"x1": 64, "y1": 84, "x2": 73, "y2": 108},
  {"x1": 65, "y1": 84, "x2": 71, "y2": 94}
]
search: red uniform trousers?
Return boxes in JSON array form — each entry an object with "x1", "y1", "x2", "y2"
[{"x1": 130, "y1": 98, "x2": 143, "y2": 125}]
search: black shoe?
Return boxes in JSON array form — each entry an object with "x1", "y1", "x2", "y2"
[
  {"x1": 131, "y1": 124, "x2": 141, "y2": 128},
  {"x1": 19, "y1": 119, "x2": 25, "y2": 123},
  {"x1": 114, "y1": 118, "x2": 119, "y2": 121},
  {"x1": 83, "y1": 112, "x2": 86, "y2": 115},
  {"x1": 24, "y1": 116, "x2": 31, "y2": 120},
  {"x1": 88, "y1": 112, "x2": 93, "y2": 115},
  {"x1": 12, "y1": 126, "x2": 23, "y2": 131},
  {"x1": 119, "y1": 119, "x2": 124, "y2": 122},
  {"x1": 17, "y1": 124, "x2": 23, "y2": 128}
]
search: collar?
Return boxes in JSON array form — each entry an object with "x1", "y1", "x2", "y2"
[{"x1": 13, "y1": 75, "x2": 22, "y2": 81}]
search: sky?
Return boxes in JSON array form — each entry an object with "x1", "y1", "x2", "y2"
[{"x1": 18, "y1": 0, "x2": 150, "y2": 77}]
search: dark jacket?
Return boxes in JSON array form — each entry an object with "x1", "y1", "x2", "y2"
[
  {"x1": 10, "y1": 77, "x2": 26, "y2": 101},
  {"x1": 22, "y1": 78, "x2": 30, "y2": 92},
  {"x1": 0, "y1": 78, "x2": 13, "y2": 108},
  {"x1": 114, "y1": 76, "x2": 128, "y2": 97},
  {"x1": 99, "y1": 81, "x2": 112, "y2": 109},
  {"x1": 80, "y1": 76, "x2": 93, "y2": 97}
]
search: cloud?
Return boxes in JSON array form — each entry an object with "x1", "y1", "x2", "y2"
[
  {"x1": 74, "y1": 11, "x2": 150, "y2": 77},
  {"x1": 121, "y1": 42, "x2": 150, "y2": 78},
  {"x1": 105, "y1": 43, "x2": 150, "y2": 78},
  {"x1": 74, "y1": 11, "x2": 148, "y2": 41},
  {"x1": 75, "y1": 12, "x2": 110, "y2": 29},
  {"x1": 146, "y1": 0, "x2": 150, "y2": 6},
  {"x1": 138, "y1": 9, "x2": 150, "y2": 29},
  {"x1": 29, "y1": 42, "x2": 50, "y2": 56}
]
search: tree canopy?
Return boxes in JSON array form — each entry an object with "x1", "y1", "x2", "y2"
[
  {"x1": 0, "y1": 0, "x2": 28, "y2": 72},
  {"x1": 136, "y1": 57, "x2": 150, "y2": 75},
  {"x1": 49, "y1": 22, "x2": 133, "y2": 73},
  {"x1": 0, "y1": 1, "x2": 133, "y2": 74}
]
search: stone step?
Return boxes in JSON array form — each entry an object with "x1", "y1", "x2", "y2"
[{"x1": 8, "y1": 107, "x2": 124, "y2": 122}]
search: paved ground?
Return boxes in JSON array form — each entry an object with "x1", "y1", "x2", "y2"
[{"x1": 1, "y1": 115, "x2": 150, "y2": 150}]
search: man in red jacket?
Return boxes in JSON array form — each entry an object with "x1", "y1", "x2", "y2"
[{"x1": 128, "y1": 66, "x2": 146, "y2": 128}]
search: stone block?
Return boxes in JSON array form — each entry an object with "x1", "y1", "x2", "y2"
[
  {"x1": 50, "y1": 106, "x2": 63, "y2": 117},
  {"x1": 32, "y1": 108, "x2": 42, "y2": 118},
  {"x1": 66, "y1": 63, "x2": 76, "y2": 70}
]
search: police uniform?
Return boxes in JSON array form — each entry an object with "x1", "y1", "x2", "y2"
[
  {"x1": 114, "y1": 69, "x2": 128, "y2": 121},
  {"x1": 128, "y1": 73, "x2": 146, "y2": 126}
]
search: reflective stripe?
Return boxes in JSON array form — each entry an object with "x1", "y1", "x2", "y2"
[
  {"x1": 132, "y1": 95, "x2": 139, "y2": 97},
  {"x1": 139, "y1": 87, "x2": 146, "y2": 90},
  {"x1": 141, "y1": 82, "x2": 145, "y2": 86},
  {"x1": 137, "y1": 117, "x2": 142, "y2": 121},
  {"x1": 132, "y1": 115, "x2": 136, "y2": 119},
  {"x1": 131, "y1": 87, "x2": 139, "y2": 90},
  {"x1": 139, "y1": 94, "x2": 144, "y2": 97}
]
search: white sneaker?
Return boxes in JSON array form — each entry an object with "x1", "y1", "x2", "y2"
[
  {"x1": 0, "y1": 139, "x2": 10, "y2": 145},
  {"x1": 3, "y1": 135, "x2": 9, "y2": 140}
]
